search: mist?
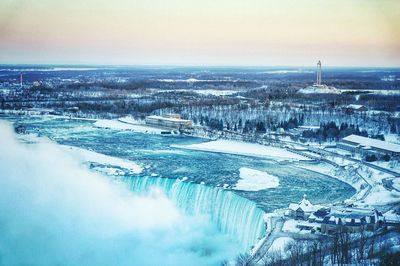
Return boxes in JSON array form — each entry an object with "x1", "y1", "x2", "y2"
[{"x1": 0, "y1": 121, "x2": 240, "y2": 265}]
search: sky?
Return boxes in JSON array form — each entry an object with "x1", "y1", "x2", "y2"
[{"x1": 0, "y1": 0, "x2": 399, "y2": 67}]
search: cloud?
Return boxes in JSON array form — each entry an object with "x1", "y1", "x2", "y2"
[{"x1": 0, "y1": 121, "x2": 240, "y2": 266}]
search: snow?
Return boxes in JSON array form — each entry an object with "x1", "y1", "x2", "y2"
[
  {"x1": 60, "y1": 145, "x2": 143, "y2": 174},
  {"x1": 173, "y1": 140, "x2": 308, "y2": 161},
  {"x1": 91, "y1": 166, "x2": 125, "y2": 176},
  {"x1": 146, "y1": 115, "x2": 191, "y2": 123},
  {"x1": 385, "y1": 134, "x2": 400, "y2": 145},
  {"x1": 269, "y1": 237, "x2": 294, "y2": 254},
  {"x1": 94, "y1": 119, "x2": 165, "y2": 134},
  {"x1": 393, "y1": 178, "x2": 400, "y2": 191},
  {"x1": 298, "y1": 85, "x2": 340, "y2": 94},
  {"x1": 262, "y1": 70, "x2": 313, "y2": 74},
  {"x1": 233, "y1": 167, "x2": 280, "y2": 191},
  {"x1": 288, "y1": 196, "x2": 320, "y2": 213},
  {"x1": 363, "y1": 185, "x2": 400, "y2": 205},
  {"x1": 384, "y1": 210, "x2": 400, "y2": 221},
  {"x1": 118, "y1": 116, "x2": 141, "y2": 124},
  {"x1": 282, "y1": 220, "x2": 300, "y2": 233},
  {"x1": 157, "y1": 78, "x2": 217, "y2": 83},
  {"x1": 342, "y1": 134, "x2": 400, "y2": 153},
  {"x1": 194, "y1": 90, "x2": 238, "y2": 96},
  {"x1": 157, "y1": 88, "x2": 238, "y2": 96}
]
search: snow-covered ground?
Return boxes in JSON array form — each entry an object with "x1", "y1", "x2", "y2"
[
  {"x1": 94, "y1": 119, "x2": 166, "y2": 134},
  {"x1": 269, "y1": 237, "x2": 294, "y2": 254},
  {"x1": 357, "y1": 165, "x2": 400, "y2": 205},
  {"x1": 393, "y1": 178, "x2": 400, "y2": 191},
  {"x1": 384, "y1": 210, "x2": 400, "y2": 221},
  {"x1": 173, "y1": 140, "x2": 308, "y2": 161},
  {"x1": 233, "y1": 167, "x2": 280, "y2": 191},
  {"x1": 298, "y1": 85, "x2": 340, "y2": 94},
  {"x1": 298, "y1": 157, "x2": 400, "y2": 206},
  {"x1": 195, "y1": 89, "x2": 238, "y2": 96},
  {"x1": 282, "y1": 219, "x2": 300, "y2": 233},
  {"x1": 157, "y1": 88, "x2": 238, "y2": 96}
]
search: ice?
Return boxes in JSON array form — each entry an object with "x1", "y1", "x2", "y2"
[{"x1": 233, "y1": 167, "x2": 279, "y2": 191}]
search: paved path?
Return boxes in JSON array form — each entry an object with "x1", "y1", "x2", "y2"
[{"x1": 251, "y1": 218, "x2": 284, "y2": 264}]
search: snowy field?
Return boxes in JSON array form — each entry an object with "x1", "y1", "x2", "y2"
[
  {"x1": 233, "y1": 167, "x2": 279, "y2": 191},
  {"x1": 173, "y1": 140, "x2": 308, "y2": 161},
  {"x1": 268, "y1": 237, "x2": 294, "y2": 255},
  {"x1": 157, "y1": 88, "x2": 238, "y2": 96},
  {"x1": 94, "y1": 119, "x2": 166, "y2": 134}
]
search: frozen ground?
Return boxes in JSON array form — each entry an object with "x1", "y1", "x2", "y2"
[
  {"x1": 282, "y1": 219, "x2": 300, "y2": 233},
  {"x1": 94, "y1": 119, "x2": 165, "y2": 134},
  {"x1": 233, "y1": 167, "x2": 279, "y2": 191},
  {"x1": 173, "y1": 140, "x2": 308, "y2": 161},
  {"x1": 269, "y1": 237, "x2": 294, "y2": 254},
  {"x1": 298, "y1": 158, "x2": 400, "y2": 206}
]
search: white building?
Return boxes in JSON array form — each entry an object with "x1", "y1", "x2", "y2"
[
  {"x1": 338, "y1": 134, "x2": 400, "y2": 158},
  {"x1": 145, "y1": 114, "x2": 192, "y2": 130},
  {"x1": 288, "y1": 195, "x2": 322, "y2": 220}
]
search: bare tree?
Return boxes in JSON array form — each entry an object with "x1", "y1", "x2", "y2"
[{"x1": 234, "y1": 253, "x2": 254, "y2": 266}]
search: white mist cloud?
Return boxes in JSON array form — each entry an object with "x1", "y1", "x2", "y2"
[{"x1": 0, "y1": 121, "x2": 240, "y2": 266}]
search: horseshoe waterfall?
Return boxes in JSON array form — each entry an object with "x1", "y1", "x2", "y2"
[{"x1": 124, "y1": 176, "x2": 266, "y2": 250}]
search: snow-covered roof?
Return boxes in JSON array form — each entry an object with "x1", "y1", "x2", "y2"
[
  {"x1": 342, "y1": 135, "x2": 400, "y2": 153},
  {"x1": 346, "y1": 104, "x2": 366, "y2": 110},
  {"x1": 146, "y1": 115, "x2": 192, "y2": 123},
  {"x1": 289, "y1": 195, "x2": 321, "y2": 213},
  {"x1": 298, "y1": 85, "x2": 340, "y2": 94}
]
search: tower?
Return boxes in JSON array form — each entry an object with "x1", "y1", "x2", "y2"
[
  {"x1": 316, "y1": 60, "x2": 322, "y2": 85},
  {"x1": 20, "y1": 73, "x2": 23, "y2": 88}
]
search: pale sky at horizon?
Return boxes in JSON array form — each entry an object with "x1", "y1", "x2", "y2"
[{"x1": 0, "y1": 0, "x2": 399, "y2": 67}]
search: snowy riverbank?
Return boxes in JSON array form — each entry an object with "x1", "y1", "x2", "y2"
[
  {"x1": 94, "y1": 119, "x2": 166, "y2": 134},
  {"x1": 172, "y1": 139, "x2": 309, "y2": 161}
]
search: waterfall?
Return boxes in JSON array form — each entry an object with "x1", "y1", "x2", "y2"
[{"x1": 124, "y1": 176, "x2": 265, "y2": 250}]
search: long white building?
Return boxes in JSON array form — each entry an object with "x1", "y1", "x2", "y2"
[
  {"x1": 145, "y1": 114, "x2": 192, "y2": 130},
  {"x1": 338, "y1": 134, "x2": 400, "y2": 157}
]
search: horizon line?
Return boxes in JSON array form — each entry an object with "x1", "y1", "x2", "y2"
[{"x1": 1, "y1": 63, "x2": 400, "y2": 69}]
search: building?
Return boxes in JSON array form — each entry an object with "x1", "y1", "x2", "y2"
[
  {"x1": 338, "y1": 134, "x2": 400, "y2": 158},
  {"x1": 320, "y1": 207, "x2": 384, "y2": 233},
  {"x1": 315, "y1": 60, "x2": 322, "y2": 86},
  {"x1": 145, "y1": 114, "x2": 193, "y2": 130},
  {"x1": 343, "y1": 104, "x2": 368, "y2": 113},
  {"x1": 288, "y1": 195, "x2": 322, "y2": 220},
  {"x1": 308, "y1": 208, "x2": 331, "y2": 223}
]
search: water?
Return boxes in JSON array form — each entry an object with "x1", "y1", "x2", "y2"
[
  {"x1": 125, "y1": 176, "x2": 265, "y2": 250},
  {"x1": 2, "y1": 114, "x2": 356, "y2": 250}
]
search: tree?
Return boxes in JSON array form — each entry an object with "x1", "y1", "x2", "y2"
[{"x1": 234, "y1": 253, "x2": 254, "y2": 266}]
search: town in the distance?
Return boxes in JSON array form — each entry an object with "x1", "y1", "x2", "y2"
[{"x1": 1, "y1": 62, "x2": 399, "y2": 265}]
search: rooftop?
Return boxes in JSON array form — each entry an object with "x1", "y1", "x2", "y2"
[
  {"x1": 146, "y1": 115, "x2": 192, "y2": 123},
  {"x1": 342, "y1": 134, "x2": 400, "y2": 153}
]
